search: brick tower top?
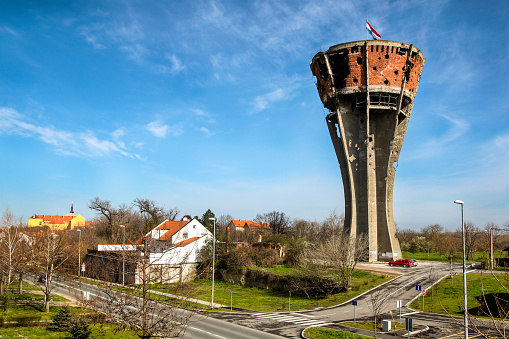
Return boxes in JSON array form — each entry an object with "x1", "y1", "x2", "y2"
[{"x1": 310, "y1": 40, "x2": 425, "y2": 111}]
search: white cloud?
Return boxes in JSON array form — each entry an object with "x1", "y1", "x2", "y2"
[
  {"x1": 0, "y1": 26, "x2": 18, "y2": 36},
  {"x1": 251, "y1": 88, "x2": 290, "y2": 113},
  {"x1": 167, "y1": 54, "x2": 185, "y2": 73},
  {"x1": 190, "y1": 108, "x2": 216, "y2": 124},
  {"x1": 0, "y1": 107, "x2": 137, "y2": 158},
  {"x1": 145, "y1": 121, "x2": 169, "y2": 138},
  {"x1": 145, "y1": 120, "x2": 184, "y2": 138}
]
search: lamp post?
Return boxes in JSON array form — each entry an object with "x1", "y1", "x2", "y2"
[
  {"x1": 490, "y1": 225, "x2": 494, "y2": 270},
  {"x1": 119, "y1": 225, "x2": 125, "y2": 286},
  {"x1": 77, "y1": 230, "x2": 81, "y2": 277},
  {"x1": 454, "y1": 200, "x2": 468, "y2": 339},
  {"x1": 208, "y1": 217, "x2": 216, "y2": 310}
]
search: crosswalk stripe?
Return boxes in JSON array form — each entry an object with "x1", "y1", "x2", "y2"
[{"x1": 254, "y1": 313, "x2": 330, "y2": 327}]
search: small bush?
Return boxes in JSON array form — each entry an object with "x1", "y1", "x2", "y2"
[
  {"x1": 66, "y1": 318, "x2": 92, "y2": 339},
  {"x1": 13, "y1": 315, "x2": 42, "y2": 327},
  {"x1": 47, "y1": 306, "x2": 73, "y2": 331}
]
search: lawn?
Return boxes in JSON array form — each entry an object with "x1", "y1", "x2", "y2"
[
  {"x1": 150, "y1": 270, "x2": 394, "y2": 312},
  {"x1": 0, "y1": 323, "x2": 145, "y2": 339},
  {"x1": 304, "y1": 326, "x2": 372, "y2": 339},
  {"x1": 410, "y1": 272, "x2": 509, "y2": 318}
]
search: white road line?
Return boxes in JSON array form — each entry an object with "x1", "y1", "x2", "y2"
[{"x1": 400, "y1": 311, "x2": 419, "y2": 316}]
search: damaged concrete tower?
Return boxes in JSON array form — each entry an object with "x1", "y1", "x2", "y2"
[{"x1": 310, "y1": 40, "x2": 425, "y2": 261}]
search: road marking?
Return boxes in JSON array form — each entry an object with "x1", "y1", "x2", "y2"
[
  {"x1": 254, "y1": 313, "x2": 330, "y2": 327},
  {"x1": 191, "y1": 326, "x2": 228, "y2": 339},
  {"x1": 400, "y1": 311, "x2": 419, "y2": 316}
]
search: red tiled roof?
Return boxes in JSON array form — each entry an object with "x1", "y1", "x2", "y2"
[
  {"x1": 133, "y1": 220, "x2": 191, "y2": 244},
  {"x1": 173, "y1": 236, "x2": 199, "y2": 247},
  {"x1": 30, "y1": 214, "x2": 75, "y2": 223},
  {"x1": 157, "y1": 220, "x2": 190, "y2": 241},
  {"x1": 231, "y1": 220, "x2": 270, "y2": 229}
]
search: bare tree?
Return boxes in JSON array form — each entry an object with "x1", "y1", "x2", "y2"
[
  {"x1": 134, "y1": 198, "x2": 179, "y2": 233},
  {"x1": 421, "y1": 224, "x2": 444, "y2": 253},
  {"x1": 298, "y1": 226, "x2": 369, "y2": 292},
  {"x1": 367, "y1": 288, "x2": 392, "y2": 338},
  {"x1": 32, "y1": 230, "x2": 73, "y2": 312},
  {"x1": 0, "y1": 209, "x2": 26, "y2": 298},
  {"x1": 255, "y1": 211, "x2": 290, "y2": 235},
  {"x1": 461, "y1": 222, "x2": 482, "y2": 260},
  {"x1": 87, "y1": 238, "x2": 198, "y2": 338}
]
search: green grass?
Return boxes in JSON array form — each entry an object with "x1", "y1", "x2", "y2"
[
  {"x1": 149, "y1": 270, "x2": 393, "y2": 312},
  {"x1": 0, "y1": 323, "x2": 146, "y2": 339},
  {"x1": 410, "y1": 272, "x2": 509, "y2": 318},
  {"x1": 341, "y1": 320, "x2": 405, "y2": 331},
  {"x1": 402, "y1": 250, "x2": 504, "y2": 263},
  {"x1": 304, "y1": 327, "x2": 372, "y2": 339}
]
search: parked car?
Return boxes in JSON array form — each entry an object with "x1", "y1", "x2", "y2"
[
  {"x1": 389, "y1": 259, "x2": 417, "y2": 267},
  {"x1": 38, "y1": 273, "x2": 52, "y2": 283}
]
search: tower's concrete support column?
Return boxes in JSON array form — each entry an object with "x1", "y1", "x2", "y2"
[{"x1": 311, "y1": 40, "x2": 425, "y2": 261}]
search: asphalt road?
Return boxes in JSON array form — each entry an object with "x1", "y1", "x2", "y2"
[
  {"x1": 36, "y1": 262, "x2": 501, "y2": 338},
  {"x1": 208, "y1": 261, "x2": 488, "y2": 338}
]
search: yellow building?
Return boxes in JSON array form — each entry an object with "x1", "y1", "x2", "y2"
[{"x1": 28, "y1": 203, "x2": 86, "y2": 231}]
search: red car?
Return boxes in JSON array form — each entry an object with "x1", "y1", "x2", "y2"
[{"x1": 389, "y1": 259, "x2": 416, "y2": 267}]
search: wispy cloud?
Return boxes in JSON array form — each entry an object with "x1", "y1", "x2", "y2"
[
  {"x1": 250, "y1": 87, "x2": 296, "y2": 114},
  {"x1": 145, "y1": 121, "x2": 169, "y2": 138},
  {"x1": 405, "y1": 113, "x2": 470, "y2": 161},
  {"x1": 145, "y1": 120, "x2": 183, "y2": 138},
  {"x1": 0, "y1": 26, "x2": 18, "y2": 36},
  {"x1": 190, "y1": 108, "x2": 216, "y2": 124},
  {"x1": 199, "y1": 126, "x2": 215, "y2": 136},
  {"x1": 0, "y1": 107, "x2": 139, "y2": 158}
]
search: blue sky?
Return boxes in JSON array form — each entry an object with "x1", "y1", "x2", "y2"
[{"x1": 0, "y1": 0, "x2": 507, "y2": 231}]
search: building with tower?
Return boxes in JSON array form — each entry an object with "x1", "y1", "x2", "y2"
[{"x1": 28, "y1": 202, "x2": 86, "y2": 231}]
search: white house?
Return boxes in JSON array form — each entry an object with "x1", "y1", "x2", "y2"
[{"x1": 95, "y1": 218, "x2": 212, "y2": 284}]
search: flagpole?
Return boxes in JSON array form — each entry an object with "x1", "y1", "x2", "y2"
[{"x1": 366, "y1": 19, "x2": 368, "y2": 40}]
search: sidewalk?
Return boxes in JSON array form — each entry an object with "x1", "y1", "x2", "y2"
[{"x1": 148, "y1": 288, "x2": 230, "y2": 309}]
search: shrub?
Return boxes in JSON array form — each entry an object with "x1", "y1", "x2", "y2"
[
  {"x1": 13, "y1": 315, "x2": 42, "y2": 327},
  {"x1": 47, "y1": 306, "x2": 73, "y2": 331},
  {"x1": 65, "y1": 318, "x2": 92, "y2": 339}
]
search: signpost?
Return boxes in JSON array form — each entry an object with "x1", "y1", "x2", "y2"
[
  {"x1": 416, "y1": 285, "x2": 421, "y2": 306},
  {"x1": 406, "y1": 318, "x2": 413, "y2": 338},
  {"x1": 422, "y1": 289, "x2": 426, "y2": 310},
  {"x1": 81, "y1": 263, "x2": 86, "y2": 273},
  {"x1": 352, "y1": 300, "x2": 357, "y2": 323},
  {"x1": 397, "y1": 300, "x2": 402, "y2": 323}
]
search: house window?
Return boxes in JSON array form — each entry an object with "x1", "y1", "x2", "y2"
[
  {"x1": 183, "y1": 232, "x2": 188, "y2": 239},
  {"x1": 193, "y1": 225, "x2": 196, "y2": 229}
]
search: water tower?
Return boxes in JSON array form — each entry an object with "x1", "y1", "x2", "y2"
[{"x1": 310, "y1": 40, "x2": 425, "y2": 261}]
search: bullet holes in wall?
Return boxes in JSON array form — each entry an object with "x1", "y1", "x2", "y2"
[
  {"x1": 384, "y1": 79, "x2": 389, "y2": 85},
  {"x1": 353, "y1": 77, "x2": 358, "y2": 83}
]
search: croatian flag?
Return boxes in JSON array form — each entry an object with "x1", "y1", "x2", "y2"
[{"x1": 366, "y1": 20, "x2": 381, "y2": 40}]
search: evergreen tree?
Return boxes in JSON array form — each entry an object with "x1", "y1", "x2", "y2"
[
  {"x1": 65, "y1": 318, "x2": 92, "y2": 339},
  {"x1": 200, "y1": 209, "x2": 216, "y2": 233},
  {"x1": 47, "y1": 306, "x2": 73, "y2": 332}
]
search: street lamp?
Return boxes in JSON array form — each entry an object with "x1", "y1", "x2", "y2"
[
  {"x1": 208, "y1": 217, "x2": 216, "y2": 309},
  {"x1": 454, "y1": 200, "x2": 468, "y2": 339},
  {"x1": 119, "y1": 225, "x2": 125, "y2": 286},
  {"x1": 77, "y1": 230, "x2": 81, "y2": 277}
]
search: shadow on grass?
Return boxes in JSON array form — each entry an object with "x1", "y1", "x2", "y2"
[{"x1": 471, "y1": 293, "x2": 509, "y2": 318}]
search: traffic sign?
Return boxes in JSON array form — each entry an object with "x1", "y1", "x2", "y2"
[
  {"x1": 422, "y1": 289, "x2": 426, "y2": 296},
  {"x1": 396, "y1": 300, "x2": 402, "y2": 308},
  {"x1": 415, "y1": 285, "x2": 421, "y2": 291},
  {"x1": 81, "y1": 263, "x2": 86, "y2": 272},
  {"x1": 352, "y1": 300, "x2": 358, "y2": 306}
]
